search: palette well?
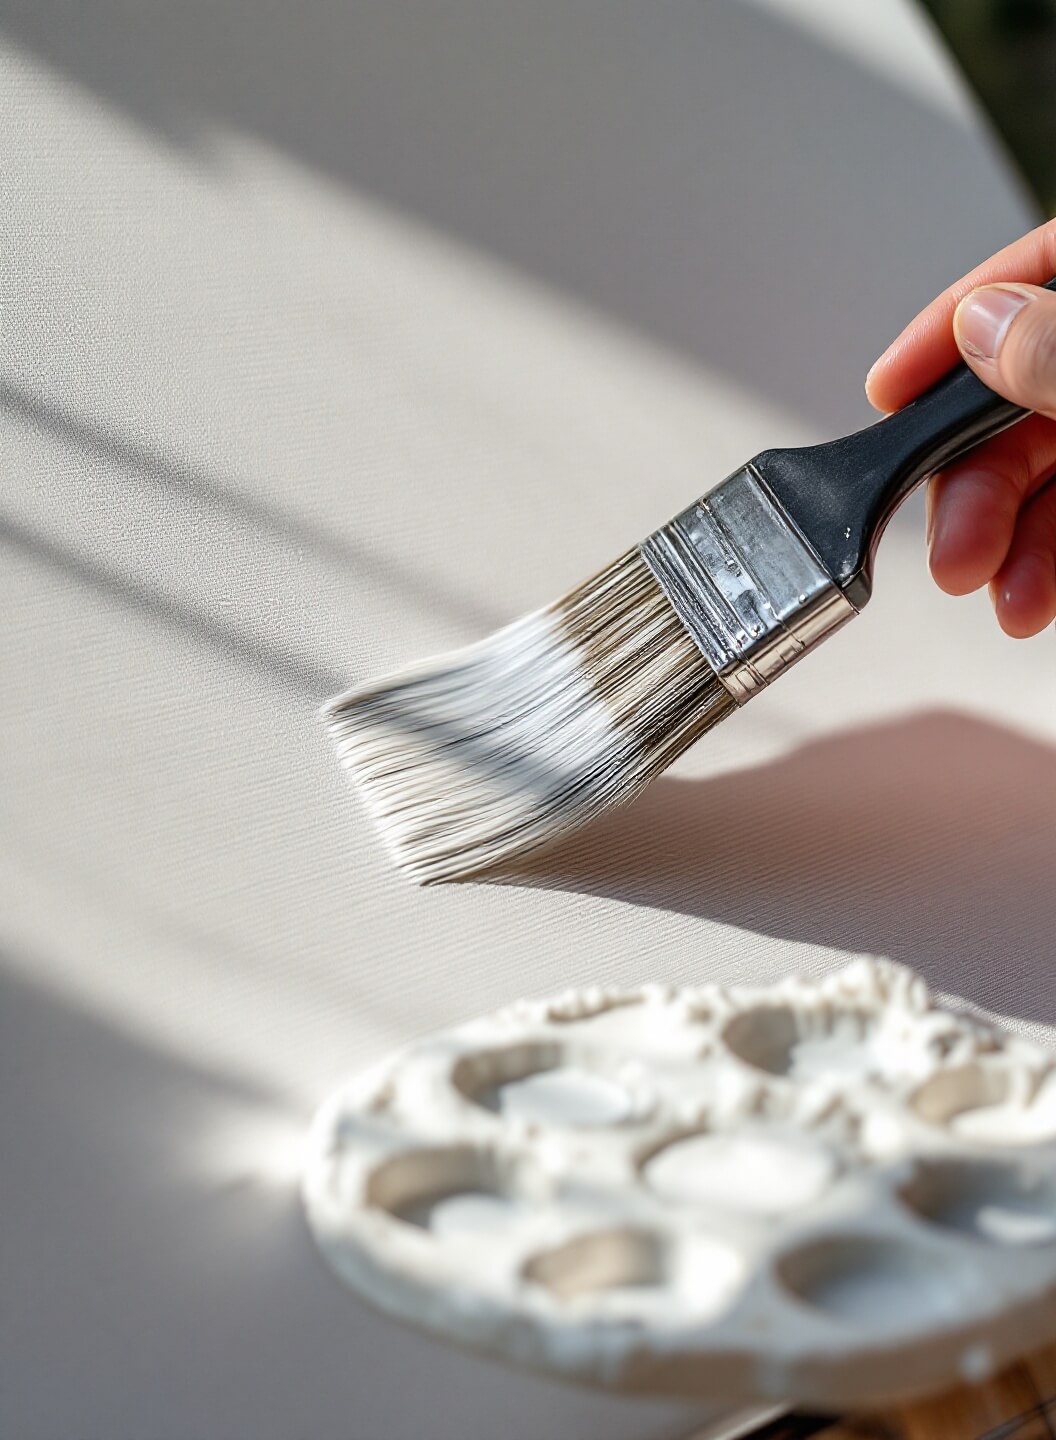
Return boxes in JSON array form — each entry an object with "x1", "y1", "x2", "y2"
[{"x1": 303, "y1": 961, "x2": 1056, "y2": 1408}]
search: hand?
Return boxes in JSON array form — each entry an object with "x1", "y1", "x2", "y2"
[{"x1": 867, "y1": 221, "x2": 1056, "y2": 637}]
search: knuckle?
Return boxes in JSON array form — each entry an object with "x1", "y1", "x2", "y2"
[
  {"x1": 1033, "y1": 482, "x2": 1056, "y2": 552},
  {"x1": 1015, "y1": 481, "x2": 1056, "y2": 563},
  {"x1": 997, "y1": 428, "x2": 1045, "y2": 503}
]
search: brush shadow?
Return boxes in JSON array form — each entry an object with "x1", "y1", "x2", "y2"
[{"x1": 506, "y1": 711, "x2": 1056, "y2": 1026}]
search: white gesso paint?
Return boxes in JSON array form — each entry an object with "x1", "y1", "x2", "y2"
[{"x1": 304, "y1": 961, "x2": 1056, "y2": 1407}]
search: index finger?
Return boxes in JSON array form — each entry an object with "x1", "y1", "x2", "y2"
[{"x1": 865, "y1": 219, "x2": 1056, "y2": 414}]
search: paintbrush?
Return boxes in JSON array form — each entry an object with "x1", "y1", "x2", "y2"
[{"x1": 324, "y1": 279, "x2": 1056, "y2": 883}]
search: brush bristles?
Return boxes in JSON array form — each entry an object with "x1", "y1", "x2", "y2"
[{"x1": 323, "y1": 548, "x2": 735, "y2": 883}]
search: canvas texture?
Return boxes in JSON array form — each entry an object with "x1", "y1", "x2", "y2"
[{"x1": 1, "y1": 3, "x2": 1052, "y2": 1437}]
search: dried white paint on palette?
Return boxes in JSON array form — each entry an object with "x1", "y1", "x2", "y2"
[{"x1": 303, "y1": 960, "x2": 1056, "y2": 1409}]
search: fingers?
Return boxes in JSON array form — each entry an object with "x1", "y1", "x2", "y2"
[
  {"x1": 954, "y1": 283, "x2": 1056, "y2": 416},
  {"x1": 933, "y1": 284, "x2": 1056, "y2": 623},
  {"x1": 990, "y1": 479, "x2": 1056, "y2": 637},
  {"x1": 866, "y1": 218, "x2": 1056, "y2": 413},
  {"x1": 866, "y1": 228, "x2": 1056, "y2": 635},
  {"x1": 927, "y1": 415, "x2": 1056, "y2": 596}
]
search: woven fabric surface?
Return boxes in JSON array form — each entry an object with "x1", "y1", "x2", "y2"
[{"x1": 1, "y1": 3, "x2": 1052, "y2": 1438}]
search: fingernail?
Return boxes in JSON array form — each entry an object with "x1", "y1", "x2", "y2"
[
  {"x1": 924, "y1": 483, "x2": 936, "y2": 548},
  {"x1": 928, "y1": 500, "x2": 949, "y2": 570},
  {"x1": 954, "y1": 284, "x2": 1033, "y2": 363},
  {"x1": 865, "y1": 351, "x2": 895, "y2": 403}
]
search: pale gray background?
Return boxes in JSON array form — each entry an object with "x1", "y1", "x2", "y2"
[{"x1": 2, "y1": 2, "x2": 1053, "y2": 1438}]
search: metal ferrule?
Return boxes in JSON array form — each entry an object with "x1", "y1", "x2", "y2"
[{"x1": 640, "y1": 464, "x2": 857, "y2": 704}]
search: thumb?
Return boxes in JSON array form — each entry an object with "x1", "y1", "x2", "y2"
[{"x1": 954, "y1": 282, "x2": 1056, "y2": 418}]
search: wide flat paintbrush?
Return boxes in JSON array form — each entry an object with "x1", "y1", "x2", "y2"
[{"x1": 324, "y1": 278, "x2": 1056, "y2": 883}]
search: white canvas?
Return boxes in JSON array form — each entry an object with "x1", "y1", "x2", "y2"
[{"x1": 1, "y1": 3, "x2": 1052, "y2": 1437}]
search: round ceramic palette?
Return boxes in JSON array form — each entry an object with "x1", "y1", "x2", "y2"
[{"x1": 302, "y1": 961, "x2": 1056, "y2": 1408}]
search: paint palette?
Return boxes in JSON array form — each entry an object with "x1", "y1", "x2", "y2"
[{"x1": 303, "y1": 961, "x2": 1056, "y2": 1408}]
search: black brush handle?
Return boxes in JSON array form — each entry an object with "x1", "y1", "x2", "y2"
[{"x1": 756, "y1": 276, "x2": 1056, "y2": 609}]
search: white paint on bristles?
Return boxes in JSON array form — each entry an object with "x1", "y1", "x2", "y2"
[{"x1": 323, "y1": 549, "x2": 733, "y2": 882}]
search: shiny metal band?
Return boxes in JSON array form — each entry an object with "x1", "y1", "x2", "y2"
[{"x1": 640, "y1": 464, "x2": 857, "y2": 704}]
